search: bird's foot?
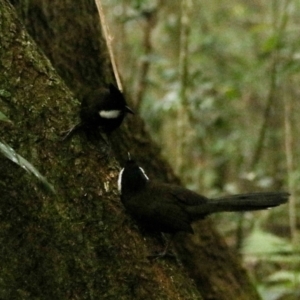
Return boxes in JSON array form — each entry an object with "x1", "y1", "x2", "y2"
[
  {"x1": 147, "y1": 250, "x2": 176, "y2": 260},
  {"x1": 97, "y1": 143, "x2": 112, "y2": 160},
  {"x1": 61, "y1": 123, "x2": 82, "y2": 141}
]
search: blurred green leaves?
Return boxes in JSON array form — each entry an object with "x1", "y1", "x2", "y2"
[
  {"x1": 106, "y1": 1, "x2": 300, "y2": 298},
  {"x1": 243, "y1": 228, "x2": 300, "y2": 300},
  {"x1": 242, "y1": 228, "x2": 293, "y2": 257}
]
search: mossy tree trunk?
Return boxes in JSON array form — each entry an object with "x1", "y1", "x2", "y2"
[{"x1": 0, "y1": 0, "x2": 260, "y2": 299}]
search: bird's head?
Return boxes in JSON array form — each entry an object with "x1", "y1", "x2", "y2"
[{"x1": 118, "y1": 153, "x2": 149, "y2": 194}]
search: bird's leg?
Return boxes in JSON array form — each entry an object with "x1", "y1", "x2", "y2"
[
  {"x1": 99, "y1": 131, "x2": 110, "y2": 146},
  {"x1": 147, "y1": 234, "x2": 176, "y2": 260},
  {"x1": 93, "y1": 131, "x2": 112, "y2": 159},
  {"x1": 61, "y1": 122, "x2": 82, "y2": 141}
]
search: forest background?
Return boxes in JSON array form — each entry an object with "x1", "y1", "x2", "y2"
[{"x1": 105, "y1": 0, "x2": 300, "y2": 299}]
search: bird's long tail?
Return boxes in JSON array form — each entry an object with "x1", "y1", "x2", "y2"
[{"x1": 190, "y1": 192, "x2": 289, "y2": 216}]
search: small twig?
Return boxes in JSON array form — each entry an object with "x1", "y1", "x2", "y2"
[
  {"x1": 176, "y1": 0, "x2": 192, "y2": 175},
  {"x1": 94, "y1": 0, "x2": 122, "y2": 91},
  {"x1": 250, "y1": 0, "x2": 292, "y2": 169},
  {"x1": 284, "y1": 90, "x2": 297, "y2": 244},
  {"x1": 250, "y1": 60, "x2": 276, "y2": 169}
]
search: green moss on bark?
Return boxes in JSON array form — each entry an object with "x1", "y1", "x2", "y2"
[{"x1": 0, "y1": 1, "x2": 202, "y2": 299}]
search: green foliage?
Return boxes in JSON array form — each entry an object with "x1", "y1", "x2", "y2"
[
  {"x1": 243, "y1": 228, "x2": 300, "y2": 300},
  {"x1": 258, "y1": 271, "x2": 300, "y2": 300},
  {"x1": 106, "y1": 0, "x2": 300, "y2": 298},
  {"x1": 242, "y1": 228, "x2": 293, "y2": 256}
]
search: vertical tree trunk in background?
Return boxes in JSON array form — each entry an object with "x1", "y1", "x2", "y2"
[{"x1": 1, "y1": 0, "x2": 261, "y2": 299}]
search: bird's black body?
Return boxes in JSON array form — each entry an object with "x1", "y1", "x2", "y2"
[
  {"x1": 62, "y1": 84, "x2": 133, "y2": 140},
  {"x1": 80, "y1": 84, "x2": 133, "y2": 133},
  {"x1": 118, "y1": 159, "x2": 289, "y2": 234}
]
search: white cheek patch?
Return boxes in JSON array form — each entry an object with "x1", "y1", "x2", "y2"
[
  {"x1": 139, "y1": 167, "x2": 149, "y2": 180},
  {"x1": 99, "y1": 110, "x2": 121, "y2": 119},
  {"x1": 118, "y1": 168, "x2": 124, "y2": 193}
]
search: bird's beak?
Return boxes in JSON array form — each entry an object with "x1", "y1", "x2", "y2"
[{"x1": 125, "y1": 106, "x2": 134, "y2": 114}]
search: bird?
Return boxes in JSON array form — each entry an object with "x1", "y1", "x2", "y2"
[
  {"x1": 118, "y1": 156, "x2": 289, "y2": 257},
  {"x1": 62, "y1": 83, "x2": 134, "y2": 141}
]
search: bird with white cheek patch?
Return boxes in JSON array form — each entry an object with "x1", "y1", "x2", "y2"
[
  {"x1": 62, "y1": 83, "x2": 134, "y2": 141},
  {"x1": 118, "y1": 154, "x2": 289, "y2": 258}
]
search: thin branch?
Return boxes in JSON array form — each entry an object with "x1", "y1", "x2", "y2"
[
  {"x1": 250, "y1": 60, "x2": 276, "y2": 168},
  {"x1": 250, "y1": 0, "x2": 292, "y2": 169},
  {"x1": 284, "y1": 90, "x2": 297, "y2": 244},
  {"x1": 94, "y1": 0, "x2": 122, "y2": 91},
  {"x1": 176, "y1": 0, "x2": 192, "y2": 175}
]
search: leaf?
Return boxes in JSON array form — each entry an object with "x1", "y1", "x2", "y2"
[
  {"x1": 0, "y1": 141, "x2": 55, "y2": 194},
  {"x1": 267, "y1": 270, "x2": 300, "y2": 285},
  {"x1": 260, "y1": 34, "x2": 282, "y2": 57},
  {"x1": 242, "y1": 228, "x2": 293, "y2": 256}
]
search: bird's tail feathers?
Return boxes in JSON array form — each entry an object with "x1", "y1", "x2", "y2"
[{"x1": 189, "y1": 191, "x2": 289, "y2": 216}]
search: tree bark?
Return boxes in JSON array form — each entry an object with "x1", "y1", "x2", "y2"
[
  {"x1": 0, "y1": 1, "x2": 201, "y2": 299},
  {"x1": 0, "y1": 0, "x2": 261, "y2": 299}
]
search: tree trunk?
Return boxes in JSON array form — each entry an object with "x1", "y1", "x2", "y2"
[{"x1": 0, "y1": 0, "x2": 260, "y2": 299}]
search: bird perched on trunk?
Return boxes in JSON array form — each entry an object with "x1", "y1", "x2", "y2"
[
  {"x1": 118, "y1": 156, "x2": 289, "y2": 257},
  {"x1": 62, "y1": 83, "x2": 134, "y2": 141}
]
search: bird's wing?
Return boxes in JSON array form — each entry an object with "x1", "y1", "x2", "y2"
[
  {"x1": 151, "y1": 198, "x2": 194, "y2": 233},
  {"x1": 162, "y1": 184, "x2": 209, "y2": 206},
  {"x1": 126, "y1": 190, "x2": 194, "y2": 233}
]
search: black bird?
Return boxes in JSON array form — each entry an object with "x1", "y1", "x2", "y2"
[
  {"x1": 63, "y1": 84, "x2": 134, "y2": 141},
  {"x1": 118, "y1": 157, "x2": 289, "y2": 256}
]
